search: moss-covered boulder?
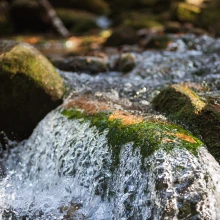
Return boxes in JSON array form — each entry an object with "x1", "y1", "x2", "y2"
[
  {"x1": 61, "y1": 95, "x2": 203, "y2": 169},
  {"x1": 152, "y1": 84, "x2": 220, "y2": 162},
  {"x1": 0, "y1": 40, "x2": 65, "y2": 140}
]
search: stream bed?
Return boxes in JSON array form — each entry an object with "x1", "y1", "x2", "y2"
[{"x1": 1, "y1": 34, "x2": 220, "y2": 219}]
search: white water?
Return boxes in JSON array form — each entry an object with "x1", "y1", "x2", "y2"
[
  {"x1": 1, "y1": 34, "x2": 220, "y2": 219},
  {"x1": 0, "y1": 110, "x2": 220, "y2": 219}
]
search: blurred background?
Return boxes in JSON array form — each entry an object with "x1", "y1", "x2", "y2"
[{"x1": 0, "y1": 0, "x2": 219, "y2": 55}]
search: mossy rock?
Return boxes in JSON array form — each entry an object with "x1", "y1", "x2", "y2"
[
  {"x1": 0, "y1": 40, "x2": 65, "y2": 140},
  {"x1": 174, "y1": 2, "x2": 201, "y2": 22},
  {"x1": 56, "y1": 8, "x2": 98, "y2": 34},
  {"x1": 61, "y1": 100, "x2": 203, "y2": 168},
  {"x1": 152, "y1": 84, "x2": 220, "y2": 162}
]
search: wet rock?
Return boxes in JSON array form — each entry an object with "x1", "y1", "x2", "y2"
[
  {"x1": 55, "y1": 8, "x2": 98, "y2": 34},
  {"x1": 152, "y1": 84, "x2": 220, "y2": 162},
  {"x1": 51, "y1": 56, "x2": 108, "y2": 74},
  {"x1": 2, "y1": 94, "x2": 219, "y2": 219},
  {"x1": 104, "y1": 27, "x2": 138, "y2": 47},
  {"x1": 62, "y1": 95, "x2": 204, "y2": 163},
  {"x1": 114, "y1": 53, "x2": 136, "y2": 73},
  {"x1": 0, "y1": 40, "x2": 65, "y2": 140},
  {"x1": 60, "y1": 97, "x2": 220, "y2": 218}
]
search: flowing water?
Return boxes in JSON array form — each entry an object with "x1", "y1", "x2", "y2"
[{"x1": 1, "y1": 34, "x2": 220, "y2": 219}]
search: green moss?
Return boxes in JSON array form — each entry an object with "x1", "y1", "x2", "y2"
[
  {"x1": 152, "y1": 84, "x2": 220, "y2": 162},
  {"x1": 62, "y1": 108, "x2": 203, "y2": 168},
  {"x1": 0, "y1": 40, "x2": 65, "y2": 139},
  {"x1": 0, "y1": 42, "x2": 64, "y2": 100},
  {"x1": 176, "y1": 2, "x2": 201, "y2": 22}
]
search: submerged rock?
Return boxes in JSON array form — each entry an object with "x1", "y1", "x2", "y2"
[
  {"x1": 152, "y1": 84, "x2": 220, "y2": 162},
  {"x1": 0, "y1": 40, "x2": 65, "y2": 140}
]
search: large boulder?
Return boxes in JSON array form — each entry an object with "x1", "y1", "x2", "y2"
[
  {"x1": 0, "y1": 40, "x2": 65, "y2": 140},
  {"x1": 152, "y1": 84, "x2": 220, "y2": 162}
]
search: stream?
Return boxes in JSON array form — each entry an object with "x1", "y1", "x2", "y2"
[{"x1": 1, "y1": 34, "x2": 220, "y2": 219}]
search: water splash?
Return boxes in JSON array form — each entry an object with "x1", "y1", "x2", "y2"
[
  {"x1": 0, "y1": 109, "x2": 220, "y2": 219},
  {"x1": 1, "y1": 34, "x2": 220, "y2": 219}
]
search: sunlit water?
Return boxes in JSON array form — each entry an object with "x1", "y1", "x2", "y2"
[{"x1": 1, "y1": 34, "x2": 220, "y2": 219}]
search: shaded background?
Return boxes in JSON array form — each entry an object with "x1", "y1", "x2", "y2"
[{"x1": 0, "y1": 0, "x2": 219, "y2": 56}]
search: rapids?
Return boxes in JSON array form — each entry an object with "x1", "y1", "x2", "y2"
[{"x1": 1, "y1": 34, "x2": 220, "y2": 219}]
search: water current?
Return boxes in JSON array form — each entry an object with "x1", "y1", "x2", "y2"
[{"x1": 1, "y1": 34, "x2": 220, "y2": 219}]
